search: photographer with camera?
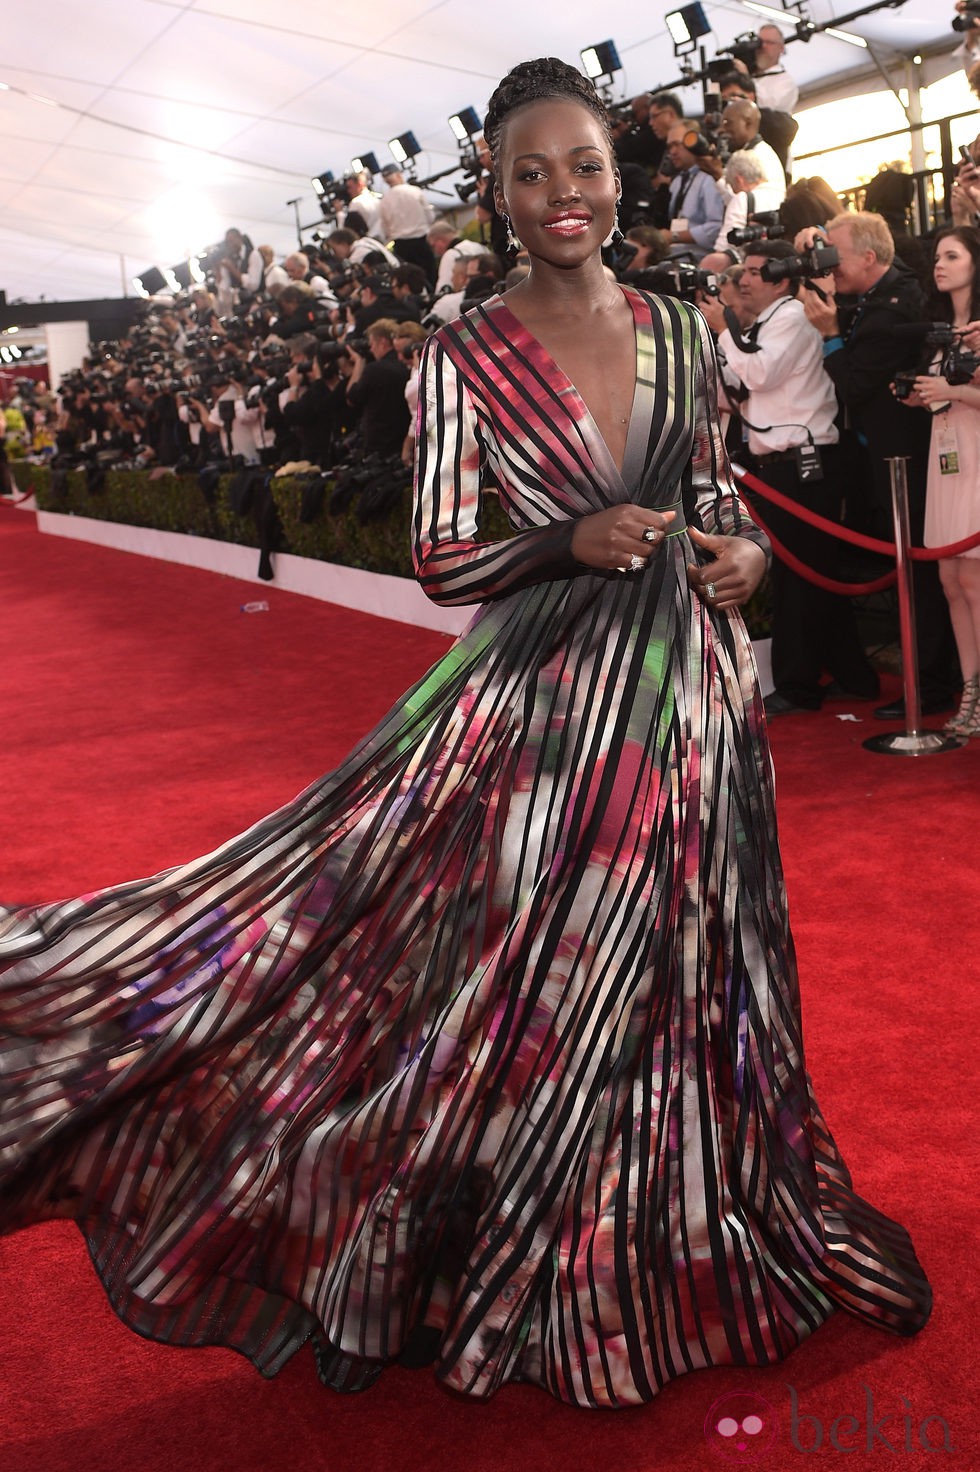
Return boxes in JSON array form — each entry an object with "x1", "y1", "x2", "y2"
[
  {"x1": 344, "y1": 318, "x2": 411, "y2": 460},
  {"x1": 664, "y1": 122, "x2": 725, "y2": 261},
  {"x1": 699, "y1": 238, "x2": 878, "y2": 715},
  {"x1": 797, "y1": 211, "x2": 959, "y2": 717},
  {"x1": 284, "y1": 252, "x2": 338, "y2": 307},
  {"x1": 332, "y1": 170, "x2": 383, "y2": 237},
  {"x1": 892, "y1": 226, "x2": 980, "y2": 735},
  {"x1": 713, "y1": 71, "x2": 798, "y2": 181},
  {"x1": 752, "y1": 26, "x2": 799, "y2": 116},
  {"x1": 378, "y1": 164, "x2": 436, "y2": 285},
  {"x1": 699, "y1": 150, "x2": 786, "y2": 275},
  {"x1": 427, "y1": 221, "x2": 485, "y2": 294},
  {"x1": 277, "y1": 335, "x2": 352, "y2": 469},
  {"x1": 215, "y1": 228, "x2": 264, "y2": 316}
]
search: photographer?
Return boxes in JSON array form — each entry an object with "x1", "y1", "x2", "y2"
[
  {"x1": 350, "y1": 274, "x2": 419, "y2": 334},
  {"x1": 894, "y1": 226, "x2": 980, "y2": 736},
  {"x1": 207, "y1": 370, "x2": 265, "y2": 465},
  {"x1": 699, "y1": 149, "x2": 785, "y2": 275},
  {"x1": 950, "y1": 134, "x2": 980, "y2": 227},
  {"x1": 334, "y1": 170, "x2": 383, "y2": 237},
  {"x1": 284, "y1": 252, "x2": 338, "y2": 306},
  {"x1": 664, "y1": 122, "x2": 725, "y2": 261},
  {"x1": 752, "y1": 25, "x2": 799, "y2": 115},
  {"x1": 699, "y1": 239, "x2": 878, "y2": 715},
  {"x1": 714, "y1": 71, "x2": 798, "y2": 181},
  {"x1": 798, "y1": 211, "x2": 959, "y2": 716},
  {"x1": 279, "y1": 338, "x2": 351, "y2": 468},
  {"x1": 266, "y1": 282, "x2": 322, "y2": 340},
  {"x1": 344, "y1": 319, "x2": 410, "y2": 460},
  {"x1": 378, "y1": 165, "x2": 436, "y2": 285},
  {"x1": 717, "y1": 101, "x2": 785, "y2": 197},
  {"x1": 427, "y1": 221, "x2": 485, "y2": 294},
  {"x1": 215, "y1": 228, "x2": 264, "y2": 316}
]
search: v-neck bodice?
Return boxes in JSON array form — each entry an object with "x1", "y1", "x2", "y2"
[{"x1": 482, "y1": 288, "x2": 648, "y2": 487}]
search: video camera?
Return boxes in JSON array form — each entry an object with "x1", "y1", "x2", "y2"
[{"x1": 716, "y1": 32, "x2": 762, "y2": 73}]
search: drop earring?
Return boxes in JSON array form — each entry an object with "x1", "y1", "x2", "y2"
[
  {"x1": 610, "y1": 199, "x2": 624, "y2": 248},
  {"x1": 502, "y1": 213, "x2": 521, "y2": 251}
]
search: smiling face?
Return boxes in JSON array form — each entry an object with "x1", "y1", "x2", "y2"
[{"x1": 493, "y1": 97, "x2": 620, "y2": 270}]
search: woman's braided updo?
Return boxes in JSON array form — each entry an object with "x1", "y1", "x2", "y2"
[{"x1": 483, "y1": 58, "x2": 614, "y2": 173}]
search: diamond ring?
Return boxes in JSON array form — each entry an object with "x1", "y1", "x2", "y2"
[
  {"x1": 704, "y1": 581, "x2": 717, "y2": 599},
  {"x1": 642, "y1": 526, "x2": 662, "y2": 545},
  {"x1": 629, "y1": 553, "x2": 645, "y2": 572}
]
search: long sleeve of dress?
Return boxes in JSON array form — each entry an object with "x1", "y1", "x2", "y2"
[
  {"x1": 689, "y1": 309, "x2": 771, "y2": 562},
  {"x1": 413, "y1": 337, "x2": 582, "y2": 606}
]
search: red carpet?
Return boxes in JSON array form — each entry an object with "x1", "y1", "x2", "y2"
[{"x1": 1, "y1": 503, "x2": 976, "y2": 1471}]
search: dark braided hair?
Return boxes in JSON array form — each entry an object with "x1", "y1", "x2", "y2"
[{"x1": 484, "y1": 58, "x2": 613, "y2": 172}]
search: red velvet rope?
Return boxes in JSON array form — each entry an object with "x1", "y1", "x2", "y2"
[
  {"x1": 0, "y1": 488, "x2": 36, "y2": 506},
  {"x1": 735, "y1": 468, "x2": 977, "y2": 565}
]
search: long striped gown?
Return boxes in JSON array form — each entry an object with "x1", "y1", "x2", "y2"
[{"x1": 0, "y1": 289, "x2": 930, "y2": 1408}]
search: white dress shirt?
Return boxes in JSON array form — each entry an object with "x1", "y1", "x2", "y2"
[
  {"x1": 754, "y1": 68, "x2": 799, "y2": 115},
  {"x1": 713, "y1": 180, "x2": 786, "y2": 253},
  {"x1": 433, "y1": 240, "x2": 485, "y2": 294},
  {"x1": 379, "y1": 184, "x2": 434, "y2": 242},
  {"x1": 717, "y1": 295, "x2": 838, "y2": 455},
  {"x1": 345, "y1": 191, "x2": 383, "y2": 237}
]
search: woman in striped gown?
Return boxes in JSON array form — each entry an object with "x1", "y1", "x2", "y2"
[{"x1": 0, "y1": 59, "x2": 930, "y2": 1408}]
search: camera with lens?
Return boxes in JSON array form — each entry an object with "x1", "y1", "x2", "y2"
[
  {"x1": 633, "y1": 262, "x2": 720, "y2": 302},
  {"x1": 728, "y1": 211, "x2": 786, "y2": 247},
  {"x1": 952, "y1": 0, "x2": 980, "y2": 31},
  {"x1": 760, "y1": 242, "x2": 840, "y2": 283},
  {"x1": 347, "y1": 336, "x2": 371, "y2": 358},
  {"x1": 924, "y1": 325, "x2": 980, "y2": 384},
  {"x1": 716, "y1": 32, "x2": 762, "y2": 73},
  {"x1": 892, "y1": 370, "x2": 918, "y2": 400}
]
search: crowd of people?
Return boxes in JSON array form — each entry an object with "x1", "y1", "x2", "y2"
[{"x1": 4, "y1": 18, "x2": 980, "y2": 732}]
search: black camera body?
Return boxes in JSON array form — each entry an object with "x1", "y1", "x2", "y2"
[
  {"x1": 728, "y1": 211, "x2": 787, "y2": 247},
  {"x1": 716, "y1": 32, "x2": 762, "y2": 74},
  {"x1": 952, "y1": 0, "x2": 980, "y2": 32},
  {"x1": 760, "y1": 242, "x2": 840, "y2": 284}
]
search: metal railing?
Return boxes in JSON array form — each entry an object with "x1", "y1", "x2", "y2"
[{"x1": 794, "y1": 109, "x2": 977, "y2": 235}]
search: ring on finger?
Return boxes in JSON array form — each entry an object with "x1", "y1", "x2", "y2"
[
  {"x1": 629, "y1": 553, "x2": 645, "y2": 573},
  {"x1": 642, "y1": 526, "x2": 662, "y2": 545},
  {"x1": 704, "y1": 580, "x2": 717, "y2": 599}
]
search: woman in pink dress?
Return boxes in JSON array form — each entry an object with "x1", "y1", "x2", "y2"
[{"x1": 909, "y1": 226, "x2": 980, "y2": 736}]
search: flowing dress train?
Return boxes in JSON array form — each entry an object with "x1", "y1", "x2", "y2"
[{"x1": 0, "y1": 289, "x2": 930, "y2": 1408}]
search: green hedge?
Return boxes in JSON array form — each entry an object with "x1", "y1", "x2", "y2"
[{"x1": 10, "y1": 461, "x2": 770, "y2": 635}]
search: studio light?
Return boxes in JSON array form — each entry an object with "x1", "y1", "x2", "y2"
[
  {"x1": 665, "y1": 4, "x2": 712, "y2": 55},
  {"x1": 311, "y1": 170, "x2": 335, "y2": 197},
  {"x1": 388, "y1": 131, "x2": 421, "y2": 165},
  {"x1": 132, "y1": 266, "x2": 168, "y2": 298},
  {"x1": 350, "y1": 151, "x2": 380, "y2": 177},
  {"x1": 169, "y1": 260, "x2": 201, "y2": 291},
  {"x1": 580, "y1": 40, "x2": 622, "y2": 82},
  {"x1": 449, "y1": 107, "x2": 482, "y2": 143}
]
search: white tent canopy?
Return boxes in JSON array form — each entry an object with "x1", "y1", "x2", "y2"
[{"x1": 0, "y1": 0, "x2": 967, "y2": 304}]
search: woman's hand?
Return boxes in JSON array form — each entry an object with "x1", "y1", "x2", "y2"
[
  {"x1": 913, "y1": 374, "x2": 953, "y2": 408},
  {"x1": 686, "y1": 526, "x2": 766, "y2": 611},
  {"x1": 571, "y1": 504, "x2": 677, "y2": 572}
]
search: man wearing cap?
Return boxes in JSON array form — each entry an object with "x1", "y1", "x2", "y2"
[{"x1": 378, "y1": 165, "x2": 437, "y2": 286}]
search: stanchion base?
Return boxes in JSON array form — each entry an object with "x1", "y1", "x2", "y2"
[{"x1": 863, "y1": 729, "x2": 965, "y2": 756}]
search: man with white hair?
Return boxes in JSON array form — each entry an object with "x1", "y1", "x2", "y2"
[
  {"x1": 284, "y1": 252, "x2": 337, "y2": 307},
  {"x1": 699, "y1": 149, "x2": 786, "y2": 275}
]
